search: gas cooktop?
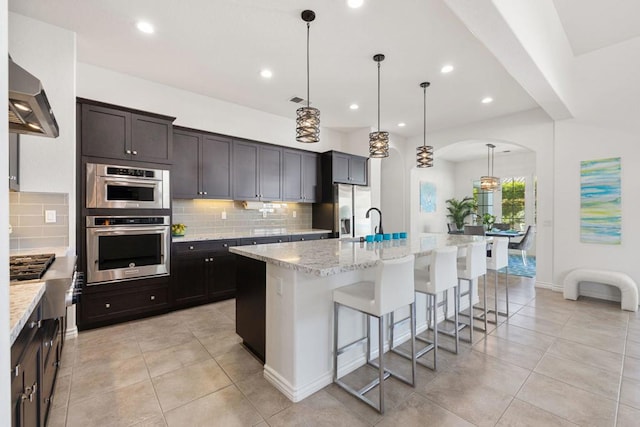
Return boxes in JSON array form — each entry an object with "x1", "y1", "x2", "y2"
[{"x1": 10, "y1": 253, "x2": 56, "y2": 281}]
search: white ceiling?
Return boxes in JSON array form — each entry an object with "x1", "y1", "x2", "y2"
[
  {"x1": 436, "y1": 139, "x2": 529, "y2": 163},
  {"x1": 9, "y1": 0, "x2": 540, "y2": 142},
  {"x1": 553, "y1": 0, "x2": 640, "y2": 55}
]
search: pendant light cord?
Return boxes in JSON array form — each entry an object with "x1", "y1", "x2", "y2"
[
  {"x1": 306, "y1": 22, "x2": 310, "y2": 109},
  {"x1": 423, "y1": 85, "x2": 427, "y2": 147},
  {"x1": 377, "y1": 62, "x2": 381, "y2": 132}
]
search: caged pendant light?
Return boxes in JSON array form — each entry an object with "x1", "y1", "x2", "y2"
[
  {"x1": 480, "y1": 143, "x2": 499, "y2": 191},
  {"x1": 369, "y1": 54, "x2": 389, "y2": 158},
  {"x1": 416, "y1": 81, "x2": 433, "y2": 168},
  {"x1": 296, "y1": 10, "x2": 320, "y2": 143}
]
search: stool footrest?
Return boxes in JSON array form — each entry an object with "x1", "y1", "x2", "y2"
[
  {"x1": 336, "y1": 336, "x2": 368, "y2": 356},
  {"x1": 335, "y1": 378, "x2": 381, "y2": 413},
  {"x1": 366, "y1": 361, "x2": 414, "y2": 387}
]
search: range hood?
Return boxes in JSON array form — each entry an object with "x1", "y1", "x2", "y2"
[{"x1": 8, "y1": 56, "x2": 59, "y2": 138}]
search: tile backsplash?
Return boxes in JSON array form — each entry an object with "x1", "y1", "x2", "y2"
[
  {"x1": 172, "y1": 199, "x2": 312, "y2": 235},
  {"x1": 9, "y1": 192, "x2": 69, "y2": 250}
]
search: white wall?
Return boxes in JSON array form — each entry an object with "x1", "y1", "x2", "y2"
[
  {"x1": 1, "y1": 1, "x2": 11, "y2": 422},
  {"x1": 408, "y1": 158, "x2": 456, "y2": 235},
  {"x1": 9, "y1": 13, "x2": 77, "y2": 252},
  {"x1": 77, "y1": 63, "x2": 346, "y2": 154}
]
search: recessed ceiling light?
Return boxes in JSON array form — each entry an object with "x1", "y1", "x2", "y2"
[
  {"x1": 349, "y1": 103, "x2": 359, "y2": 110},
  {"x1": 481, "y1": 97, "x2": 493, "y2": 104},
  {"x1": 441, "y1": 64, "x2": 454, "y2": 74},
  {"x1": 398, "y1": 123, "x2": 406, "y2": 127},
  {"x1": 260, "y1": 69, "x2": 273, "y2": 79},
  {"x1": 347, "y1": 0, "x2": 364, "y2": 8},
  {"x1": 136, "y1": 21, "x2": 155, "y2": 34}
]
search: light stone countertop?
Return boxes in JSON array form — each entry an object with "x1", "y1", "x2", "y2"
[
  {"x1": 229, "y1": 233, "x2": 489, "y2": 277},
  {"x1": 10, "y1": 282, "x2": 46, "y2": 345},
  {"x1": 172, "y1": 228, "x2": 332, "y2": 243}
]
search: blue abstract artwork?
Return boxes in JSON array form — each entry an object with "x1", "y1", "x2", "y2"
[
  {"x1": 420, "y1": 182, "x2": 436, "y2": 213},
  {"x1": 580, "y1": 157, "x2": 621, "y2": 244}
]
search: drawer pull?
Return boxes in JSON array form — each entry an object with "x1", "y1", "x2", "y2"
[
  {"x1": 126, "y1": 149, "x2": 132, "y2": 154},
  {"x1": 205, "y1": 258, "x2": 209, "y2": 262},
  {"x1": 132, "y1": 150, "x2": 138, "y2": 155},
  {"x1": 189, "y1": 246, "x2": 194, "y2": 250},
  {"x1": 223, "y1": 244, "x2": 228, "y2": 248},
  {"x1": 28, "y1": 320, "x2": 41, "y2": 329},
  {"x1": 150, "y1": 295, "x2": 155, "y2": 301},
  {"x1": 105, "y1": 303, "x2": 111, "y2": 309}
]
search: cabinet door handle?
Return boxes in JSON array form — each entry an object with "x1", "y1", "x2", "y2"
[
  {"x1": 150, "y1": 295, "x2": 155, "y2": 301},
  {"x1": 105, "y1": 303, "x2": 110, "y2": 309},
  {"x1": 223, "y1": 244, "x2": 228, "y2": 248},
  {"x1": 277, "y1": 239, "x2": 282, "y2": 243},
  {"x1": 132, "y1": 150, "x2": 138, "y2": 155},
  {"x1": 126, "y1": 149, "x2": 132, "y2": 154},
  {"x1": 28, "y1": 382, "x2": 37, "y2": 402},
  {"x1": 189, "y1": 246, "x2": 194, "y2": 250},
  {"x1": 252, "y1": 241, "x2": 257, "y2": 245},
  {"x1": 14, "y1": 364, "x2": 20, "y2": 377},
  {"x1": 205, "y1": 258, "x2": 209, "y2": 262},
  {"x1": 301, "y1": 238, "x2": 305, "y2": 241},
  {"x1": 28, "y1": 320, "x2": 41, "y2": 329},
  {"x1": 203, "y1": 191, "x2": 207, "y2": 195}
]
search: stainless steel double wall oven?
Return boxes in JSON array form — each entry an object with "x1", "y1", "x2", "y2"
[{"x1": 85, "y1": 163, "x2": 171, "y2": 285}]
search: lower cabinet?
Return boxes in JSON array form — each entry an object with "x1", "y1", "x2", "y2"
[
  {"x1": 235, "y1": 256, "x2": 266, "y2": 362},
  {"x1": 171, "y1": 240, "x2": 237, "y2": 307},
  {"x1": 78, "y1": 277, "x2": 170, "y2": 330},
  {"x1": 10, "y1": 304, "x2": 65, "y2": 427}
]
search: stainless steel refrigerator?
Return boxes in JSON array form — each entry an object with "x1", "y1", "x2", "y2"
[{"x1": 312, "y1": 184, "x2": 372, "y2": 239}]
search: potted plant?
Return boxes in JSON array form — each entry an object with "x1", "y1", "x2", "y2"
[
  {"x1": 445, "y1": 197, "x2": 477, "y2": 230},
  {"x1": 482, "y1": 213, "x2": 496, "y2": 230}
]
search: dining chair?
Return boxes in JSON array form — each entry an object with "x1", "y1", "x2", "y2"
[
  {"x1": 463, "y1": 225, "x2": 485, "y2": 236},
  {"x1": 492, "y1": 223, "x2": 511, "y2": 231},
  {"x1": 508, "y1": 225, "x2": 536, "y2": 266}
]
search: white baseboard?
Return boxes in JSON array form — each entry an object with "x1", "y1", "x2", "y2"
[{"x1": 65, "y1": 326, "x2": 78, "y2": 340}]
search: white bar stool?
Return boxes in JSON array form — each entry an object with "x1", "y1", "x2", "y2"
[
  {"x1": 486, "y1": 237, "x2": 510, "y2": 322},
  {"x1": 333, "y1": 255, "x2": 416, "y2": 414},
  {"x1": 457, "y1": 240, "x2": 487, "y2": 341},
  {"x1": 408, "y1": 246, "x2": 459, "y2": 370}
]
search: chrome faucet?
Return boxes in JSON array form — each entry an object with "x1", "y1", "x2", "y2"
[{"x1": 365, "y1": 207, "x2": 383, "y2": 235}]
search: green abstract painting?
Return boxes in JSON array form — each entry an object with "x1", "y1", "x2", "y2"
[{"x1": 580, "y1": 157, "x2": 621, "y2": 244}]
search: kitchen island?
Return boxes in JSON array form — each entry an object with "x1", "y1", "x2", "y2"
[{"x1": 230, "y1": 233, "x2": 487, "y2": 402}]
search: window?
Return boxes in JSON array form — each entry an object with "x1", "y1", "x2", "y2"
[
  {"x1": 502, "y1": 177, "x2": 526, "y2": 229},
  {"x1": 473, "y1": 180, "x2": 493, "y2": 223}
]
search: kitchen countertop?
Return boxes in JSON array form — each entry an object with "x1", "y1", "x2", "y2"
[
  {"x1": 10, "y1": 246, "x2": 71, "y2": 257},
  {"x1": 10, "y1": 282, "x2": 46, "y2": 345},
  {"x1": 230, "y1": 232, "x2": 488, "y2": 277},
  {"x1": 172, "y1": 228, "x2": 332, "y2": 242}
]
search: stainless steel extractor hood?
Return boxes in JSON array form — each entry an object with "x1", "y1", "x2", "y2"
[{"x1": 8, "y1": 55, "x2": 59, "y2": 138}]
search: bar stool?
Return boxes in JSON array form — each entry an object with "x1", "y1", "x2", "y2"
[
  {"x1": 486, "y1": 237, "x2": 509, "y2": 322},
  {"x1": 406, "y1": 246, "x2": 459, "y2": 370},
  {"x1": 333, "y1": 255, "x2": 416, "y2": 414},
  {"x1": 457, "y1": 240, "x2": 488, "y2": 341}
]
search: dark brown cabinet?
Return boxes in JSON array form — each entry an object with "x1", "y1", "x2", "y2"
[
  {"x1": 172, "y1": 240, "x2": 238, "y2": 307},
  {"x1": 289, "y1": 233, "x2": 330, "y2": 242},
  {"x1": 235, "y1": 255, "x2": 266, "y2": 362},
  {"x1": 173, "y1": 128, "x2": 232, "y2": 199},
  {"x1": 233, "y1": 141, "x2": 282, "y2": 201},
  {"x1": 80, "y1": 101, "x2": 174, "y2": 164},
  {"x1": 323, "y1": 151, "x2": 368, "y2": 186},
  {"x1": 9, "y1": 132, "x2": 19, "y2": 191},
  {"x1": 283, "y1": 149, "x2": 319, "y2": 202}
]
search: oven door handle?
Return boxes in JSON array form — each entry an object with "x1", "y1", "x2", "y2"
[
  {"x1": 102, "y1": 177, "x2": 160, "y2": 187},
  {"x1": 89, "y1": 226, "x2": 169, "y2": 234}
]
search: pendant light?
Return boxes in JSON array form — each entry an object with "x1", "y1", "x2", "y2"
[
  {"x1": 480, "y1": 143, "x2": 499, "y2": 191},
  {"x1": 369, "y1": 54, "x2": 389, "y2": 158},
  {"x1": 296, "y1": 10, "x2": 320, "y2": 143},
  {"x1": 416, "y1": 82, "x2": 433, "y2": 168}
]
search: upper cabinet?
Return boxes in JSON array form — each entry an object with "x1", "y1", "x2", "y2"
[
  {"x1": 79, "y1": 99, "x2": 174, "y2": 164},
  {"x1": 173, "y1": 127, "x2": 232, "y2": 199},
  {"x1": 9, "y1": 132, "x2": 19, "y2": 191},
  {"x1": 323, "y1": 151, "x2": 368, "y2": 186},
  {"x1": 232, "y1": 140, "x2": 282, "y2": 201},
  {"x1": 283, "y1": 149, "x2": 319, "y2": 202}
]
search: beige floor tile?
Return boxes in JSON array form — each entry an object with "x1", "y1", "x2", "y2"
[
  {"x1": 617, "y1": 404, "x2": 640, "y2": 427},
  {"x1": 623, "y1": 356, "x2": 640, "y2": 380},
  {"x1": 559, "y1": 324, "x2": 626, "y2": 354},
  {"x1": 143, "y1": 338, "x2": 211, "y2": 378},
  {"x1": 52, "y1": 373, "x2": 71, "y2": 409},
  {"x1": 516, "y1": 305, "x2": 573, "y2": 324},
  {"x1": 517, "y1": 372, "x2": 617, "y2": 427},
  {"x1": 77, "y1": 323, "x2": 136, "y2": 344},
  {"x1": 131, "y1": 415, "x2": 168, "y2": 426},
  {"x1": 376, "y1": 393, "x2": 474, "y2": 426},
  {"x1": 74, "y1": 336, "x2": 142, "y2": 366},
  {"x1": 626, "y1": 340, "x2": 640, "y2": 359},
  {"x1": 66, "y1": 380, "x2": 163, "y2": 427},
  {"x1": 620, "y1": 376, "x2": 640, "y2": 410},
  {"x1": 547, "y1": 338, "x2": 624, "y2": 374},
  {"x1": 46, "y1": 405, "x2": 67, "y2": 427},
  {"x1": 69, "y1": 355, "x2": 150, "y2": 404},
  {"x1": 473, "y1": 334, "x2": 545, "y2": 370},
  {"x1": 215, "y1": 345, "x2": 264, "y2": 382},
  {"x1": 496, "y1": 398, "x2": 578, "y2": 426},
  {"x1": 152, "y1": 358, "x2": 232, "y2": 412},
  {"x1": 507, "y1": 313, "x2": 565, "y2": 336},
  {"x1": 563, "y1": 317, "x2": 628, "y2": 338},
  {"x1": 165, "y1": 385, "x2": 263, "y2": 427},
  {"x1": 235, "y1": 371, "x2": 293, "y2": 419},
  {"x1": 198, "y1": 329, "x2": 243, "y2": 357},
  {"x1": 267, "y1": 390, "x2": 370, "y2": 427},
  {"x1": 187, "y1": 313, "x2": 236, "y2": 339},
  {"x1": 628, "y1": 327, "x2": 640, "y2": 344},
  {"x1": 417, "y1": 372, "x2": 514, "y2": 427},
  {"x1": 534, "y1": 354, "x2": 621, "y2": 399},
  {"x1": 215, "y1": 299, "x2": 236, "y2": 321},
  {"x1": 491, "y1": 323, "x2": 556, "y2": 352},
  {"x1": 137, "y1": 328, "x2": 197, "y2": 353}
]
